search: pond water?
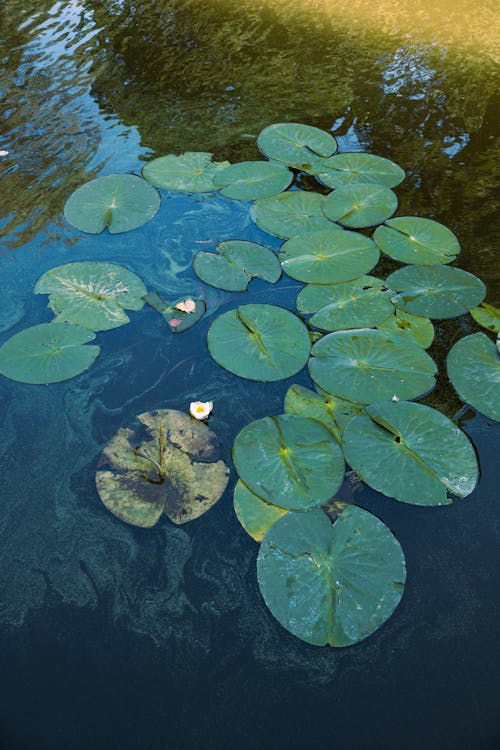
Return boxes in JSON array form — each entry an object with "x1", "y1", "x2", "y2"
[{"x1": 1, "y1": 1, "x2": 499, "y2": 748}]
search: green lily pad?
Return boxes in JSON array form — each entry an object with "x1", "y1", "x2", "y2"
[
  {"x1": 257, "y1": 123, "x2": 337, "y2": 168},
  {"x1": 212, "y1": 160, "x2": 292, "y2": 201},
  {"x1": 284, "y1": 383, "x2": 363, "y2": 443},
  {"x1": 296, "y1": 276, "x2": 394, "y2": 331},
  {"x1": 310, "y1": 152, "x2": 405, "y2": 189},
  {"x1": 207, "y1": 304, "x2": 310, "y2": 381},
  {"x1": 142, "y1": 151, "x2": 230, "y2": 193},
  {"x1": 374, "y1": 217, "x2": 460, "y2": 265},
  {"x1": 279, "y1": 229, "x2": 379, "y2": 284},
  {"x1": 64, "y1": 174, "x2": 160, "y2": 234},
  {"x1": 386, "y1": 265, "x2": 486, "y2": 319},
  {"x1": 470, "y1": 302, "x2": 500, "y2": 333},
  {"x1": 233, "y1": 479, "x2": 288, "y2": 542},
  {"x1": 377, "y1": 309, "x2": 435, "y2": 349},
  {"x1": 35, "y1": 262, "x2": 147, "y2": 332},
  {"x1": 0, "y1": 323, "x2": 100, "y2": 384},
  {"x1": 257, "y1": 505, "x2": 406, "y2": 646},
  {"x1": 342, "y1": 401, "x2": 479, "y2": 506},
  {"x1": 322, "y1": 183, "x2": 398, "y2": 229},
  {"x1": 143, "y1": 292, "x2": 206, "y2": 333},
  {"x1": 447, "y1": 333, "x2": 500, "y2": 422},
  {"x1": 193, "y1": 240, "x2": 281, "y2": 291},
  {"x1": 309, "y1": 328, "x2": 437, "y2": 404},
  {"x1": 232, "y1": 414, "x2": 345, "y2": 509},
  {"x1": 95, "y1": 409, "x2": 230, "y2": 527},
  {"x1": 250, "y1": 190, "x2": 338, "y2": 239}
]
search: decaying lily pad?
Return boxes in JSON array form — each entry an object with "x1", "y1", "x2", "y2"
[{"x1": 233, "y1": 479, "x2": 288, "y2": 542}]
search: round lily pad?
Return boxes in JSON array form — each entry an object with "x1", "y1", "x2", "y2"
[
  {"x1": 142, "y1": 151, "x2": 230, "y2": 193},
  {"x1": 257, "y1": 505, "x2": 406, "y2": 646},
  {"x1": 374, "y1": 217, "x2": 460, "y2": 265},
  {"x1": 310, "y1": 152, "x2": 405, "y2": 189},
  {"x1": 0, "y1": 322, "x2": 100, "y2": 384},
  {"x1": 342, "y1": 401, "x2": 479, "y2": 505},
  {"x1": 386, "y1": 265, "x2": 486, "y2": 319},
  {"x1": 447, "y1": 333, "x2": 500, "y2": 422},
  {"x1": 377, "y1": 309, "x2": 435, "y2": 349},
  {"x1": 257, "y1": 123, "x2": 337, "y2": 168},
  {"x1": 297, "y1": 276, "x2": 394, "y2": 331},
  {"x1": 470, "y1": 302, "x2": 500, "y2": 333},
  {"x1": 212, "y1": 160, "x2": 292, "y2": 201},
  {"x1": 193, "y1": 240, "x2": 281, "y2": 291},
  {"x1": 207, "y1": 304, "x2": 310, "y2": 381},
  {"x1": 232, "y1": 414, "x2": 345, "y2": 509},
  {"x1": 64, "y1": 174, "x2": 160, "y2": 234},
  {"x1": 309, "y1": 328, "x2": 437, "y2": 404},
  {"x1": 250, "y1": 190, "x2": 337, "y2": 239},
  {"x1": 322, "y1": 183, "x2": 398, "y2": 229},
  {"x1": 279, "y1": 229, "x2": 379, "y2": 284},
  {"x1": 233, "y1": 479, "x2": 288, "y2": 542},
  {"x1": 284, "y1": 383, "x2": 363, "y2": 443},
  {"x1": 35, "y1": 262, "x2": 147, "y2": 332}
]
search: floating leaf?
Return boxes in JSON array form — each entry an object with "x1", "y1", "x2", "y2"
[
  {"x1": 470, "y1": 302, "x2": 500, "y2": 333},
  {"x1": 310, "y1": 152, "x2": 405, "y2": 189},
  {"x1": 193, "y1": 240, "x2": 281, "y2": 291},
  {"x1": 284, "y1": 383, "x2": 363, "y2": 443},
  {"x1": 342, "y1": 401, "x2": 479, "y2": 505},
  {"x1": 309, "y1": 328, "x2": 437, "y2": 404},
  {"x1": 374, "y1": 217, "x2": 460, "y2": 265},
  {"x1": 207, "y1": 304, "x2": 310, "y2": 381},
  {"x1": 95, "y1": 409, "x2": 230, "y2": 527},
  {"x1": 35, "y1": 262, "x2": 147, "y2": 332},
  {"x1": 233, "y1": 479, "x2": 288, "y2": 542},
  {"x1": 257, "y1": 123, "x2": 337, "y2": 168},
  {"x1": 377, "y1": 309, "x2": 435, "y2": 349},
  {"x1": 64, "y1": 174, "x2": 160, "y2": 234},
  {"x1": 212, "y1": 160, "x2": 292, "y2": 200},
  {"x1": 257, "y1": 505, "x2": 406, "y2": 646},
  {"x1": 322, "y1": 183, "x2": 398, "y2": 229},
  {"x1": 143, "y1": 292, "x2": 205, "y2": 333},
  {"x1": 0, "y1": 323, "x2": 100, "y2": 384},
  {"x1": 279, "y1": 229, "x2": 379, "y2": 284},
  {"x1": 250, "y1": 190, "x2": 337, "y2": 239},
  {"x1": 447, "y1": 333, "x2": 500, "y2": 422},
  {"x1": 386, "y1": 265, "x2": 486, "y2": 319},
  {"x1": 142, "y1": 151, "x2": 229, "y2": 193},
  {"x1": 232, "y1": 414, "x2": 344, "y2": 509},
  {"x1": 296, "y1": 276, "x2": 394, "y2": 331}
]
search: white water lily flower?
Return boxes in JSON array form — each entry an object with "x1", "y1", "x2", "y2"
[
  {"x1": 189, "y1": 400, "x2": 213, "y2": 420},
  {"x1": 0, "y1": 150, "x2": 9, "y2": 157}
]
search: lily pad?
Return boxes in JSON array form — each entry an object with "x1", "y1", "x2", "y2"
[
  {"x1": 296, "y1": 276, "x2": 394, "y2": 331},
  {"x1": 309, "y1": 328, "x2": 437, "y2": 404},
  {"x1": 342, "y1": 401, "x2": 479, "y2": 505},
  {"x1": 250, "y1": 190, "x2": 338, "y2": 239},
  {"x1": 142, "y1": 151, "x2": 230, "y2": 193},
  {"x1": 310, "y1": 152, "x2": 405, "y2": 189},
  {"x1": 374, "y1": 217, "x2": 460, "y2": 265},
  {"x1": 233, "y1": 479, "x2": 288, "y2": 542},
  {"x1": 95, "y1": 409, "x2": 230, "y2": 527},
  {"x1": 0, "y1": 323, "x2": 100, "y2": 384},
  {"x1": 207, "y1": 304, "x2": 310, "y2": 381},
  {"x1": 212, "y1": 160, "x2": 292, "y2": 201},
  {"x1": 447, "y1": 333, "x2": 500, "y2": 422},
  {"x1": 232, "y1": 414, "x2": 345, "y2": 509},
  {"x1": 35, "y1": 262, "x2": 147, "y2": 332},
  {"x1": 284, "y1": 383, "x2": 363, "y2": 443},
  {"x1": 257, "y1": 505, "x2": 406, "y2": 646},
  {"x1": 386, "y1": 265, "x2": 486, "y2": 319},
  {"x1": 377, "y1": 309, "x2": 435, "y2": 349},
  {"x1": 279, "y1": 229, "x2": 379, "y2": 284},
  {"x1": 257, "y1": 123, "x2": 337, "y2": 168},
  {"x1": 193, "y1": 240, "x2": 281, "y2": 291},
  {"x1": 64, "y1": 174, "x2": 160, "y2": 234},
  {"x1": 143, "y1": 292, "x2": 205, "y2": 333},
  {"x1": 470, "y1": 302, "x2": 500, "y2": 333},
  {"x1": 322, "y1": 183, "x2": 398, "y2": 229}
]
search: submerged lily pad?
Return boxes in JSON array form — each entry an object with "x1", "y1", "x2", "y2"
[
  {"x1": 232, "y1": 414, "x2": 345, "y2": 509},
  {"x1": 250, "y1": 190, "x2": 337, "y2": 239},
  {"x1": 233, "y1": 479, "x2": 288, "y2": 542},
  {"x1": 193, "y1": 240, "x2": 281, "y2": 291},
  {"x1": 374, "y1": 217, "x2": 460, "y2": 265},
  {"x1": 95, "y1": 409, "x2": 230, "y2": 527},
  {"x1": 257, "y1": 123, "x2": 337, "y2": 168},
  {"x1": 386, "y1": 265, "x2": 486, "y2": 319},
  {"x1": 447, "y1": 333, "x2": 500, "y2": 422},
  {"x1": 143, "y1": 292, "x2": 205, "y2": 333},
  {"x1": 142, "y1": 151, "x2": 230, "y2": 193},
  {"x1": 342, "y1": 401, "x2": 479, "y2": 505},
  {"x1": 207, "y1": 304, "x2": 310, "y2": 381},
  {"x1": 284, "y1": 383, "x2": 363, "y2": 443},
  {"x1": 35, "y1": 262, "x2": 147, "y2": 332},
  {"x1": 212, "y1": 160, "x2": 292, "y2": 200},
  {"x1": 64, "y1": 174, "x2": 160, "y2": 234},
  {"x1": 309, "y1": 329, "x2": 437, "y2": 404},
  {"x1": 257, "y1": 505, "x2": 406, "y2": 646},
  {"x1": 377, "y1": 309, "x2": 435, "y2": 349},
  {"x1": 322, "y1": 183, "x2": 398, "y2": 229},
  {"x1": 0, "y1": 323, "x2": 100, "y2": 384},
  {"x1": 470, "y1": 302, "x2": 500, "y2": 333},
  {"x1": 310, "y1": 152, "x2": 405, "y2": 189}
]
